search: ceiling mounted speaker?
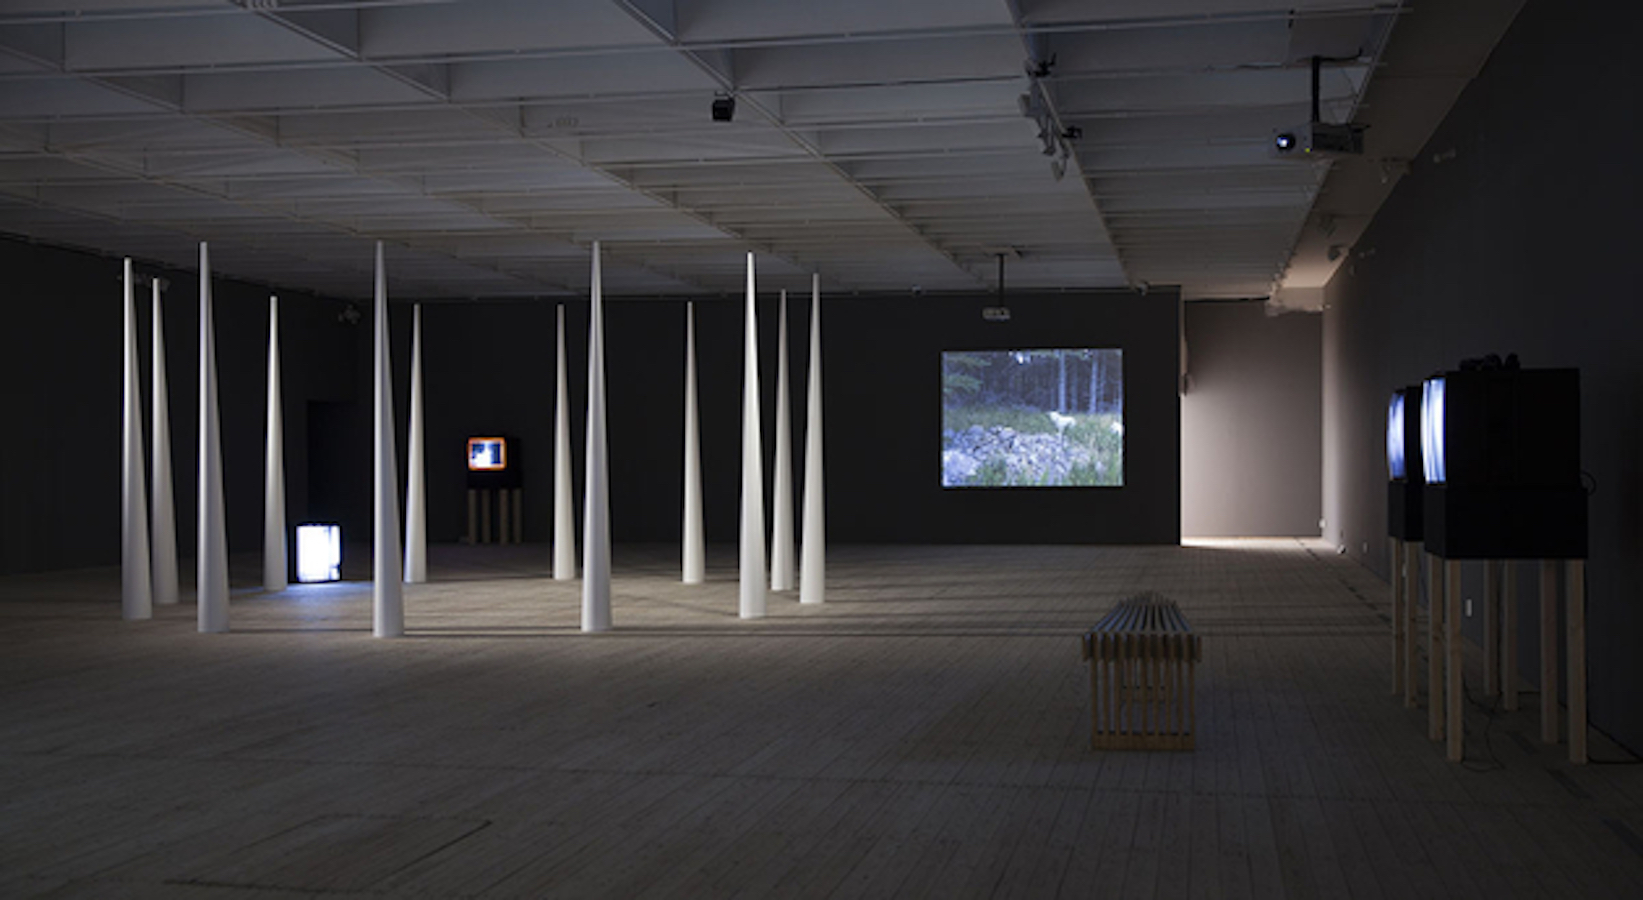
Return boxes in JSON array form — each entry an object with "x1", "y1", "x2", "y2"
[{"x1": 711, "y1": 95, "x2": 735, "y2": 122}]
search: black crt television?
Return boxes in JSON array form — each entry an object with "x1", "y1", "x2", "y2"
[
  {"x1": 467, "y1": 435, "x2": 522, "y2": 490},
  {"x1": 1419, "y1": 364, "x2": 1585, "y2": 559},
  {"x1": 1386, "y1": 386, "x2": 1424, "y2": 541}
]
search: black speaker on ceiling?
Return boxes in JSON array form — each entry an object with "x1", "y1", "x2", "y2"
[{"x1": 711, "y1": 95, "x2": 735, "y2": 122}]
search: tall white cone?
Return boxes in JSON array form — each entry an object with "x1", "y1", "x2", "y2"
[
  {"x1": 262, "y1": 296, "x2": 287, "y2": 592},
  {"x1": 553, "y1": 304, "x2": 577, "y2": 580},
  {"x1": 372, "y1": 241, "x2": 404, "y2": 637},
  {"x1": 403, "y1": 303, "x2": 427, "y2": 583},
  {"x1": 800, "y1": 274, "x2": 826, "y2": 605},
  {"x1": 121, "y1": 259, "x2": 153, "y2": 621},
  {"x1": 150, "y1": 279, "x2": 179, "y2": 606},
  {"x1": 581, "y1": 242, "x2": 612, "y2": 632},
  {"x1": 682, "y1": 301, "x2": 705, "y2": 584},
  {"x1": 770, "y1": 290, "x2": 795, "y2": 592},
  {"x1": 739, "y1": 252, "x2": 767, "y2": 619},
  {"x1": 196, "y1": 244, "x2": 230, "y2": 633}
]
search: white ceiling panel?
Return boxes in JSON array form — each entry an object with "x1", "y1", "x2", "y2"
[
  {"x1": 359, "y1": 0, "x2": 660, "y2": 57},
  {"x1": 675, "y1": 0, "x2": 1015, "y2": 42},
  {"x1": 0, "y1": 0, "x2": 1520, "y2": 301}
]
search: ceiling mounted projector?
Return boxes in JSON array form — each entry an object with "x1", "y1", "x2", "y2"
[{"x1": 1271, "y1": 121, "x2": 1365, "y2": 159}]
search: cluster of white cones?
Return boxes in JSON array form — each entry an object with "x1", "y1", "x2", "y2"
[{"x1": 120, "y1": 242, "x2": 825, "y2": 636}]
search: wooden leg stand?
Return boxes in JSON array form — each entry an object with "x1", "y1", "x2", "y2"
[
  {"x1": 1568, "y1": 560, "x2": 1586, "y2": 765},
  {"x1": 1446, "y1": 559, "x2": 1463, "y2": 762},
  {"x1": 1483, "y1": 560, "x2": 1500, "y2": 700},
  {"x1": 1428, "y1": 553, "x2": 1444, "y2": 742},
  {"x1": 1502, "y1": 563, "x2": 1518, "y2": 712},
  {"x1": 1540, "y1": 560, "x2": 1558, "y2": 745},
  {"x1": 1405, "y1": 543, "x2": 1420, "y2": 709},
  {"x1": 1392, "y1": 540, "x2": 1405, "y2": 696}
]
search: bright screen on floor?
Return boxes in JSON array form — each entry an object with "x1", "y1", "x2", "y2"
[{"x1": 942, "y1": 349, "x2": 1123, "y2": 488}]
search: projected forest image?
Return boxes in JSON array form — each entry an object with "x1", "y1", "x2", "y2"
[{"x1": 942, "y1": 349, "x2": 1124, "y2": 487}]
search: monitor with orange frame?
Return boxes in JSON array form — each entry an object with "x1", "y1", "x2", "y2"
[{"x1": 467, "y1": 436, "x2": 508, "y2": 472}]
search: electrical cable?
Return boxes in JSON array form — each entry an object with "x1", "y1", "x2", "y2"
[{"x1": 1460, "y1": 683, "x2": 1505, "y2": 773}]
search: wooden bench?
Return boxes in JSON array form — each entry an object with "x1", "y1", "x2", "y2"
[{"x1": 1081, "y1": 592, "x2": 1201, "y2": 750}]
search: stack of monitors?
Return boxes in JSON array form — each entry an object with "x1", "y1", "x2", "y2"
[
  {"x1": 467, "y1": 436, "x2": 522, "y2": 489},
  {"x1": 1419, "y1": 366, "x2": 1585, "y2": 559},
  {"x1": 1385, "y1": 386, "x2": 1423, "y2": 541}
]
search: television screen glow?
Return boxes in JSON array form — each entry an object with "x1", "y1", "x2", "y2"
[
  {"x1": 295, "y1": 523, "x2": 341, "y2": 583},
  {"x1": 1421, "y1": 378, "x2": 1446, "y2": 484},
  {"x1": 468, "y1": 437, "x2": 507, "y2": 472},
  {"x1": 1386, "y1": 393, "x2": 1407, "y2": 480},
  {"x1": 942, "y1": 348, "x2": 1123, "y2": 487}
]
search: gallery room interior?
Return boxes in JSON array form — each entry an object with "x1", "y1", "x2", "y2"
[{"x1": 2, "y1": 0, "x2": 1641, "y2": 896}]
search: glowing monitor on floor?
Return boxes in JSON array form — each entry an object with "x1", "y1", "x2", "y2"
[
  {"x1": 941, "y1": 348, "x2": 1123, "y2": 487},
  {"x1": 295, "y1": 523, "x2": 341, "y2": 583},
  {"x1": 468, "y1": 437, "x2": 507, "y2": 472}
]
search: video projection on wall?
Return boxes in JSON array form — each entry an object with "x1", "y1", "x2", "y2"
[{"x1": 942, "y1": 348, "x2": 1124, "y2": 487}]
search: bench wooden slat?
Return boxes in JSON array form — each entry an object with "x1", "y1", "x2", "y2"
[{"x1": 1082, "y1": 593, "x2": 1198, "y2": 751}]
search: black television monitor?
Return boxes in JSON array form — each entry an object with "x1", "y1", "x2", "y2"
[
  {"x1": 467, "y1": 435, "x2": 521, "y2": 489},
  {"x1": 1386, "y1": 386, "x2": 1423, "y2": 541},
  {"x1": 1420, "y1": 365, "x2": 1584, "y2": 558},
  {"x1": 468, "y1": 436, "x2": 507, "y2": 472},
  {"x1": 1419, "y1": 367, "x2": 1579, "y2": 489}
]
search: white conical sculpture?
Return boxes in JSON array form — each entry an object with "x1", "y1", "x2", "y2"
[
  {"x1": 682, "y1": 301, "x2": 705, "y2": 584},
  {"x1": 121, "y1": 259, "x2": 153, "y2": 621},
  {"x1": 372, "y1": 242, "x2": 405, "y2": 637},
  {"x1": 553, "y1": 304, "x2": 577, "y2": 580},
  {"x1": 581, "y1": 242, "x2": 612, "y2": 632},
  {"x1": 770, "y1": 290, "x2": 795, "y2": 592},
  {"x1": 196, "y1": 244, "x2": 230, "y2": 633},
  {"x1": 739, "y1": 252, "x2": 767, "y2": 619},
  {"x1": 150, "y1": 278, "x2": 179, "y2": 606},
  {"x1": 263, "y1": 296, "x2": 287, "y2": 592},
  {"x1": 799, "y1": 274, "x2": 826, "y2": 605},
  {"x1": 404, "y1": 303, "x2": 427, "y2": 584}
]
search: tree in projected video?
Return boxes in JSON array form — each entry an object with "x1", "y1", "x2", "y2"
[{"x1": 941, "y1": 349, "x2": 1123, "y2": 487}]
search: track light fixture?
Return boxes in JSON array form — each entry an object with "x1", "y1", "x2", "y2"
[{"x1": 1021, "y1": 61, "x2": 1081, "y2": 180}]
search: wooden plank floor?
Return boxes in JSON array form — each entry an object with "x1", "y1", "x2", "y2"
[{"x1": 2, "y1": 540, "x2": 1642, "y2": 898}]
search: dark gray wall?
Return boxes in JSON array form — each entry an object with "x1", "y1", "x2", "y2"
[
  {"x1": 0, "y1": 236, "x2": 363, "y2": 576},
  {"x1": 421, "y1": 288, "x2": 1183, "y2": 546},
  {"x1": 0, "y1": 241, "x2": 1181, "y2": 577},
  {"x1": 1182, "y1": 301, "x2": 1321, "y2": 537},
  {"x1": 1322, "y1": 0, "x2": 1643, "y2": 751}
]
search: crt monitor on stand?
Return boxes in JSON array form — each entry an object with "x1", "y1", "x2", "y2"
[
  {"x1": 1419, "y1": 362, "x2": 1584, "y2": 559},
  {"x1": 1386, "y1": 386, "x2": 1423, "y2": 541},
  {"x1": 467, "y1": 435, "x2": 522, "y2": 490},
  {"x1": 468, "y1": 436, "x2": 506, "y2": 472}
]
